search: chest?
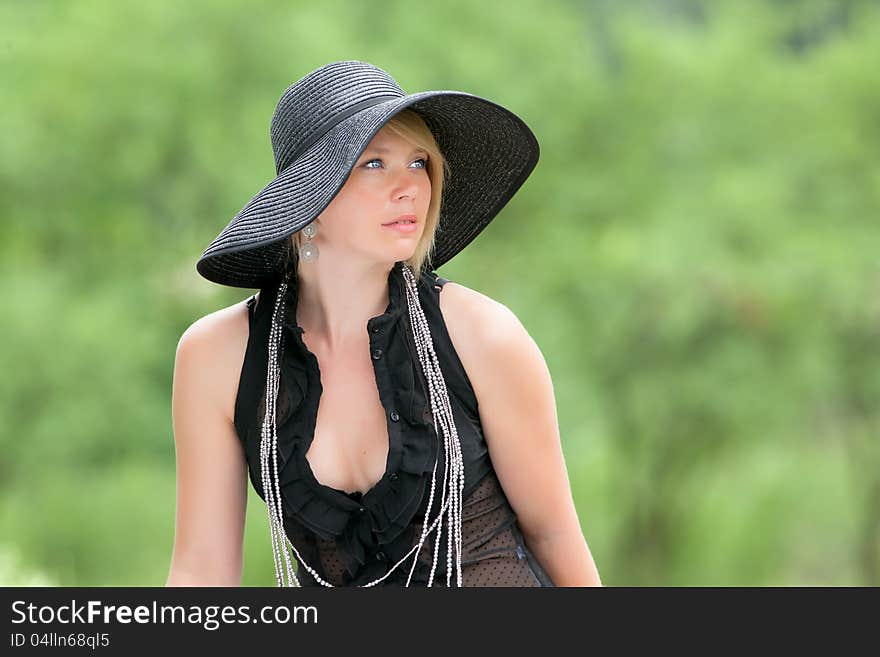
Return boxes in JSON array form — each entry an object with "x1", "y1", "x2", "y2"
[{"x1": 301, "y1": 337, "x2": 392, "y2": 496}]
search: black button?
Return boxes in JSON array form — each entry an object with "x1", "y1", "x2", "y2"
[
  {"x1": 358, "y1": 506, "x2": 365, "y2": 513},
  {"x1": 372, "y1": 348, "x2": 383, "y2": 360},
  {"x1": 371, "y1": 326, "x2": 380, "y2": 334},
  {"x1": 389, "y1": 472, "x2": 398, "y2": 481},
  {"x1": 390, "y1": 410, "x2": 399, "y2": 422},
  {"x1": 376, "y1": 551, "x2": 386, "y2": 561}
]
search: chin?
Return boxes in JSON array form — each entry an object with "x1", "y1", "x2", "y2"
[{"x1": 385, "y1": 244, "x2": 419, "y2": 264}]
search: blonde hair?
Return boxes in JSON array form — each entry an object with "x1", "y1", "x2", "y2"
[{"x1": 288, "y1": 108, "x2": 449, "y2": 275}]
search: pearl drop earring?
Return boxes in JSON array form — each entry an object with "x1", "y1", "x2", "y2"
[{"x1": 299, "y1": 222, "x2": 319, "y2": 262}]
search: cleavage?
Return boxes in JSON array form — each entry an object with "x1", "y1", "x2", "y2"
[{"x1": 303, "y1": 343, "x2": 391, "y2": 497}]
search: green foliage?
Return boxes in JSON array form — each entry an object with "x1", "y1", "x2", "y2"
[{"x1": 1, "y1": 0, "x2": 877, "y2": 586}]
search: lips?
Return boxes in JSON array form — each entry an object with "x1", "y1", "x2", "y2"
[{"x1": 383, "y1": 214, "x2": 418, "y2": 226}]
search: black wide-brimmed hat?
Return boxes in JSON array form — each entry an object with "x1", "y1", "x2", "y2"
[{"x1": 196, "y1": 60, "x2": 540, "y2": 289}]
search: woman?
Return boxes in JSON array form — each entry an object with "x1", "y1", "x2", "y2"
[{"x1": 167, "y1": 60, "x2": 601, "y2": 587}]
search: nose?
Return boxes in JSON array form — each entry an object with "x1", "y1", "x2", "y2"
[{"x1": 392, "y1": 173, "x2": 420, "y2": 201}]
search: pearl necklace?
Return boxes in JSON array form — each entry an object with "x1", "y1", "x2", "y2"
[{"x1": 259, "y1": 264, "x2": 465, "y2": 587}]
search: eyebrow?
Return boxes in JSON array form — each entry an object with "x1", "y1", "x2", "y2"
[{"x1": 363, "y1": 145, "x2": 428, "y2": 156}]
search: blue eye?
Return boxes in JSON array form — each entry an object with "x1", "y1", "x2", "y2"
[{"x1": 364, "y1": 157, "x2": 428, "y2": 169}]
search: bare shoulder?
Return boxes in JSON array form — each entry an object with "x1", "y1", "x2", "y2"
[
  {"x1": 438, "y1": 280, "x2": 516, "y2": 333},
  {"x1": 175, "y1": 293, "x2": 258, "y2": 425},
  {"x1": 437, "y1": 280, "x2": 532, "y2": 393}
]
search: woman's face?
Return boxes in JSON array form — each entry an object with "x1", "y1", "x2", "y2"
[{"x1": 313, "y1": 125, "x2": 431, "y2": 265}]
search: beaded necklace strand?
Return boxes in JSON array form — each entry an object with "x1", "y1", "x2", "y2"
[{"x1": 259, "y1": 264, "x2": 465, "y2": 587}]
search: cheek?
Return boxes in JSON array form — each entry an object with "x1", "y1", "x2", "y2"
[
  {"x1": 419, "y1": 178, "x2": 432, "y2": 206},
  {"x1": 323, "y1": 207, "x2": 360, "y2": 238},
  {"x1": 324, "y1": 180, "x2": 371, "y2": 216},
  {"x1": 337, "y1": 178, "x2": 384, "y2": 207},
  {"x1": 320, "y1": 189, "x2": 382, "y2": 237}
]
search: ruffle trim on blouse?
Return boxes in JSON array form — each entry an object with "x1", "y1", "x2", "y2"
[
  {"x1": 263, "y1": 261, "x2": 442, "y2": 579},
  {"x1": 275, "y1": 408, "x2": 438, "y2": 578}
]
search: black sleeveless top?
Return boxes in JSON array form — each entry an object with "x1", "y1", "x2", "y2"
[{"x1": 233, "y1": 261, "x2": 555, "y2": 587}]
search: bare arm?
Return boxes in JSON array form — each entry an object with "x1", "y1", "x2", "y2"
[
  {"x1": 166, "y1": 313, "x2": 249, "y2": 586},
  {"x1": 442, "y1": 284, "x2": 602, "y2": 587}
]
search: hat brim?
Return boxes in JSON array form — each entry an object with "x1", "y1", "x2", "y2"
[{"x1": 197, "y1": 90, "x2": 540, "y2": 288}]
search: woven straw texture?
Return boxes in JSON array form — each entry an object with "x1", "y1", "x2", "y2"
[{"x1": 197, "y1": 61, "x2": 540, "y2": 289}]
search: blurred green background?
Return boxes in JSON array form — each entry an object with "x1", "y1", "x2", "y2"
[{"x1": 1, "y1": 0, "x2": 877, "y2": 586}]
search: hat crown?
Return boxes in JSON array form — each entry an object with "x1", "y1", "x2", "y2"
[{"x1": 269, "y1": 60, "x2": 406, "y2": 174}]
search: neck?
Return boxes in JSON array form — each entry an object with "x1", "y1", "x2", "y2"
[{"x1": 293, "y1": 257, "x2": 401, "y2": 352}]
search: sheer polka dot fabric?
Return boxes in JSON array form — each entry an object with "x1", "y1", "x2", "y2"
[
  {"x1": 237, "y1": 274, "x2": 556, "y2": 587},
  {"x1": 292, "y1": 471, "x2": 554, "y2": 587}
]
